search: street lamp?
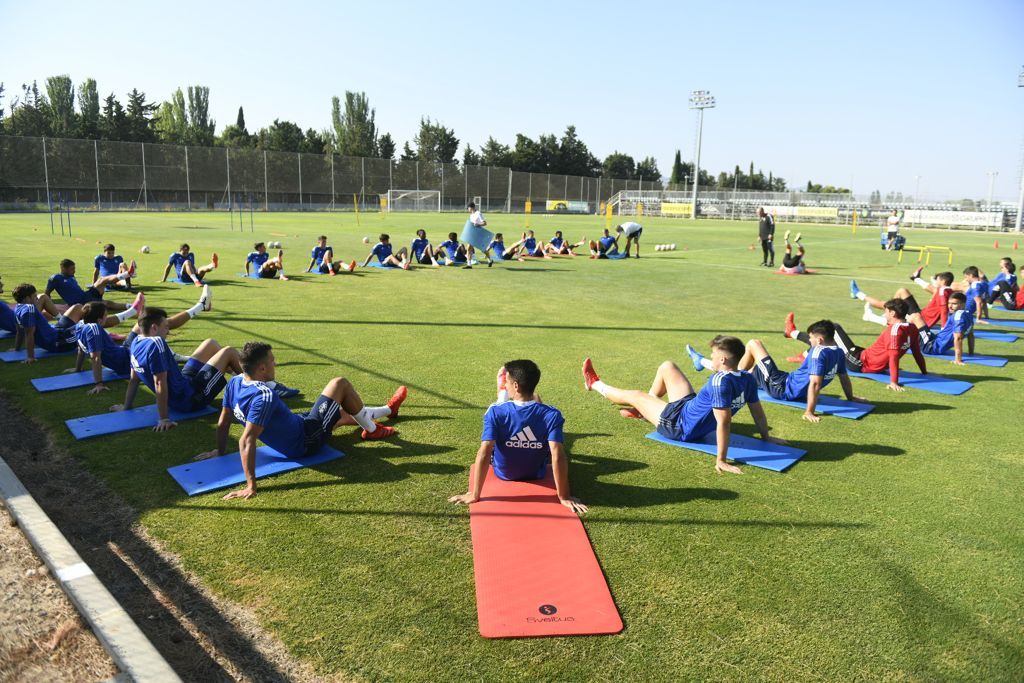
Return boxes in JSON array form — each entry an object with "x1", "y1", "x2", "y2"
[
  {"x1": 987, "y1": 171, "x2": 998, "y2": 207},
  {"x1": 689, "y1": 90, "x2": 715, "y2": 220},
  {"x1": 914, "y1": 175, "x2": 922, "y2": 205},
  {"x1": 1016, "y1": 66, "x2": 1024, "y2": 232}
]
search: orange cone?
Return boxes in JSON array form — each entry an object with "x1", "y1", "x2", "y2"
[
  {"x1": 1014, "y1": 241, "x2": 1019, "y2": 250},
  {"x1": 994, "y1": 240, "x2": 999, "y2": 249}
]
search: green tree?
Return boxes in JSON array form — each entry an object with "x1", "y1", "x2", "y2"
[
  {"x1": 412, "y1": 117, "x2": 459, "y2": 164},
  {"x1": 635, "y1": 156, "x2": 662, "y2": 185},
  {"x1": 602, "y1": 151, "x2": 635, "y2": 179},
  {"x1": 481, "y1": 136, "x2": 513, "y2": 168},
  {"x1": 557, "y1": 125, "x2": 600, "y2": 176},
  {"x1": 185, "y1": 86, "x2": 214, "y2": 146},
  {"x1": 255, "y1": 119, "x2": 305, "y2": 152},
  {"x1": 99, "y1": 92, "x2": 128, "y2": 140},
  {"x1": 462, "y1": 144, "x2": 480, "y2": 166},
  {"x1": 45, "y1": 75, "x2": 76, "y2": 137},
  {"x1": 76, "y1": 78, "x2": 100, "y2": 139},
  {"x1": 218, "y1": 106, "x2": 251, "y2": 147},
  {"x1": 508, "y1": 134, "x2": 539, "y2": 171},
  {"x1": 301, "y1": 128, "x2": 327, "y2": 154},
  {"x1": 376, "y1": 133, "x2": 396, "y2": 160},
  {"x1": 154, "y1": 89, "x2": 187, "y2": 144},
  {"x1": 331, "y1": 91, "x2": 377, "y2": 157},
  {"x1": 400, "y1": 141, "x2": 417, "y2": 161},
  {"x1": 668, "y1": 150, "x2": 692, "y2": 186},
  {"x1": 0, "y1": 82, "x2": 5, "y2": 133},
  {"x1": 8, "y1": 83, "x2": 50, "y2": 137},
  {"x1": 125, "y1": 89, "x2": 157, "y2": 142}
]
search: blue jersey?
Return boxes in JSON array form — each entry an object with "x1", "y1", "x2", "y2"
[
  {"x1": 46, "y1": 273, "x2": 88, "y2": 305},
  {"x1": 168, "y1": 252, "x2": 195, "y2": 278},
  {"x1": 94, "y1": 254, "x2": 124, "y2": 277},
  {"x1": 482, "y1": 400, "x2": 565, "y2": 481},
  {"x1": 130, "y1": 336, "x2": 194, "y2": 411},
  {"x1": 678, "y1": 371, "x2": 759, "y2": 442},
  {"x1": 0, "y1": 304, "x2": 15, "y2": 333},
  {"x1": 488, "y1": 240, "x2": 505, "y2": 258},
  {"x1": 439, "y1": 239, "x2": 464, "y2": 260},
  {"x1": 549, "y1": 237, "x2": 565, "y2": 249},
  {"x1": 77, "y1": 322, "x2": 130, "y2": 375},
  {"x1": 599, "y1": 235, "x2": 617, "y2": 250},
  {"x1": 965, "y1": 281, "x2": 989, "y2": 314},
  {"x1": 223, "y1": 375, "x2": 306, "y2": 458},
  {"x1": 246, "y1": 251, "x2": 269, "y2": 267},
  {"x1": 411, "y1": 238, "x2": 430, "y2": 260},
  {"x1": 15, "y1": 304, "x2": 75, "y2": 352},
  {"x1": 989, "y1": 272, "x2": 1017, "y2": 289},
  {"x1": 371, "y1": 242, "x2": 393, "y2": 263},
  {"x1": 783, "y1": 345, "x2": 846, "y2": 401},
  {"x1": 311, "y1": 245, "x2": 332, "y2": 263},
  {"x1": 932, "y1": 309, "x2": 974, "y2": 355},
  {"x1": 523, "y1": 237, "x2": 538, "y2": 253}
]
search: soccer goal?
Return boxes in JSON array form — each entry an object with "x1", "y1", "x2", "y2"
[{"x1": 385, "y1": 189, "x2": 441, "y2": 213}]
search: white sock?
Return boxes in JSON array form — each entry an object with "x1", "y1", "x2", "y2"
[
  {"x1": 788, "y1": 330, "x2": 800, "y2": 340},
  {"x1": 914, "y1": 277, "x2": 929, "y2": 289},
  {"x1": 855, "y1": 291, "x2": 867, "y2": 301},
  {"x1": 700, "y1": 358, "x2": 715, "y2": 371},
  {"x1": 115, "y1": 306, "x2": 138, "y2": 322},
  {"x1": 591, "y1": 380, "x2": 610, "y2": 397},
  {"x1": 364, "y1": 405, "x2": 391, "y2": 420},
  {"x1": 186, "y1": 301, "x2": 203, "y2": 318},
  {"x1": 862, "y1": 304, "x2": 887, "y2": 325},
  {"x1": 352, "y1": 408, "x2": 377, "y2": 431},
  {"x1": 116, "y1": 270, "x2": 132, "y2": 281}
]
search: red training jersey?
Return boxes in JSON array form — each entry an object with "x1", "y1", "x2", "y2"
[
  {"x1": 1016, "y1": 287, "x2": 1024, "y2": 310},
  {"x1": 920, "y1": 286, "x2": 952, "y2": 327},
  {"x1": 859, "y1": 322, "x2": 927, "y2": 383}
]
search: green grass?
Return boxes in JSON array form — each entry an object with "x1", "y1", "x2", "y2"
[{"x1": 1, "y1": 211, "x2": 1022, "y2": 681}]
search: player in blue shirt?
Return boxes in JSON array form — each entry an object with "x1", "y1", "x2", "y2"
[
  {"x1": 410, "y1": 229, "x2": 442, "y2": 267},
  {"x1": 112, "y1": 307, "x2": 241, "y2": 431},
  {"x1": 960, "y1": 266, "x2": 989, "y2": 318},
  {"x1": 361, "y1": 233, "x2": 411, "y2": 270},
  {"x1": 306, "y1": 235, "x2": 356, "y2": 275},
  {"x1": 486, "y1": 233, "x2": 520, "y2": 263},
  {"x1": 985, "y1": 258, "x2": 1019, "y2": 310},
  {"x1": 244, "y1": 242, "x2": 287, "y2": 280},
  {"x1": 449, "y1": 360, "x2": 587, "y2": 514},
  {"x1": 161, "y1": 243, "x2": 219, "y2": 286},
  {"x1": 46, "y1": 258, "x2": 136, "y2": 307},
  {"x1": 196, "y1": 341, "x2": 406, "y2": 500},
  {"x1": 915, "y1": 292, "x2": 974, "y2": 364},
  {"x1": 508, "y1": 230, "x2": 547, "y2": 259},
  {"x1": 93, "y1": 244, "x2": 134, "y2": 291},
  {"x1": 438, "y1": 232, "x2": 476, "y2": 268},
  {"x1": 687, "y1": 320, "x2": 863, "y2": 423},
  {"x1": 588, "y1": 228, "x2": 620, "y2": 258},
  {"x1": 543, "y1": 230, "x2": 583, "y2": 256},
  {"x1": 583, "y1": 336, "x2": 786, "y2": 474}
]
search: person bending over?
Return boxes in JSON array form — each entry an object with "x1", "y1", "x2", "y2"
[{"x1": 616, "y1": 222, "x2": 643, "y2": 258}]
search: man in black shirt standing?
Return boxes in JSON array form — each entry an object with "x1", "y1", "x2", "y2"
[{"x1": 757, "y1": 207, "x2": 775, "y2": 267}]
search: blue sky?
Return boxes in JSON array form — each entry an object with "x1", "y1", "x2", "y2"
[{"x1": 2, "y1": 0, "x2": 1022, "y2": 200}]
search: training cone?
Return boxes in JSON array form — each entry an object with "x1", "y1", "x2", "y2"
[
  {"x1": 994, "y1": 240, "x2": 999, "y2": 249},
  {"x1": 1014, "y1": 241, "x2": 1019, "y2": 250}
]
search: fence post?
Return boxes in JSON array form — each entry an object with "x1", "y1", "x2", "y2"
[
  {"x1": 263, "y1": 151, "x2": 268, "y2": 211},
  {"x1": 42, "y1": 138, "x2": 54, "y2": 234},
  {"x1": 226, "y1": 148, "x2": 232, "y2": 214},
  {"x1": 415, "y1": 161, "x2": 420, "y2": 191},
  {"x1": 440, "y1": 163, "x2": 445, "y2": 211},
  {"x1": 596, "y1": 177, "x2": 600, "y2": 214},
  {"x1": 507, "y1": 168, "x2": 512, "y2": 213},
  {"x1": 361, "y1": 157, "x2": 366, "y2": 211},
  {"x1": 389, "y1": 158, "x2": 393, "y2": 192},
  {"x1": 184, "y1": 146, "x2": 191, "y2": 210},
  {"x1": 330, "y1": 154, "x2": 336, "y2": 211},
  {"x1": 141, "y1": 143, "x2": 148, "y2": 210},
  {"x1": 464, "y1": 166, "x2": 468, "y2": 206},
  {"x1": 297, "y1": 153, "x2": 303, "y2": 211},
  {"x1": 546, "y1": 173, "x2": 550, "y2": 204},
  {"x1": 486, "y1": 167, "x2": 490, "y2": 212},
  {"x1": 94, "y1": 139, "x2": 101, "y2": 210}
]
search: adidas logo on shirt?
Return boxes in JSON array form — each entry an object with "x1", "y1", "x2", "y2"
[{"x1": 506, "y1": 426, "x2": 545, "y2": 449}]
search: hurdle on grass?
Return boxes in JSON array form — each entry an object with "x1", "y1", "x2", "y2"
[{"x1": 897, "y1": 244, "x2": 953, "y2": 266}]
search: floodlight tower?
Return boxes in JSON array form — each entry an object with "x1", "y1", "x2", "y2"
[
  {"x1": 689, "y1": 90, "x2": 715, "y2": 220},
  {"x1": 1016, "y1": 66, "x2": 1024, "y2": 232}
]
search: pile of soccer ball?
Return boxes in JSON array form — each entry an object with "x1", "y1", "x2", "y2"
[
  {"x1": 654, "y1": 244, "x2": 677, "y2": 251},
  {"x1": 268, "y1": 240, "x2": 283, "y2": 248}
]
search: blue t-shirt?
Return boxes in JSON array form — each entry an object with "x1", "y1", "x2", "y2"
[
  {"x1": 989, "y1": 272, "x2": 1017, "y2": 289},
  {"x1": 130, "y1": 336, "x2": 195, "y2": 411},
  {"x1": 0, "y1": 304, "x2": 16, "y2": 333},
  {"x1": 549, "y1": 237, "x2": 565, "y2": 249},
  {"x1": 168, "y1": 252, "x2": 195, "y2": 278},
  {"x1": 77, "y1": 322, "x2": 130, "y2": 375},
  {"x1": 932, "y1": 309, "x2": 974, "y2": 355},
  {"x1": 482, "y1": 400, "x2": 565, "y2": 481},
  {"x1": 15, "y1": 303, "x2": 73, "y2": 351},
  {"x1": 965, "y1": 280, "x2": 989, "y2": 314},
  {"x1": 223, "y1": 375, "x2": 306, "y2": 458},
  {"x1": 523, "y1": 237, "x2": 538, "y2": 253},
  {"x1": 94, "y1": 254, "x2": 124, "y2": 277},
  {"x1": 488, "y1": 240, "x2": 506, "y2": 258},
  {"x1": 678, "y1": 371, "x2": 759, "y2": 442},
  {"x1": 599, "y1": 235, "x2": 617, "y2": 251},
  {"x1": 371, "y1": 242, "x2": 393, "y2": 263},
  {"x1": 411, "y1": 238, "x2": 430, "y2": 260},
  {"x1": 247, "y1": 251, "x2": 269, "y2": 267},
  {"x1": 783, "y1": 345, "x2": 846, "y2": 401},
  {"x1": 311, "y1": 245, "x2": 332, "y2": 263},
  {"x1": 439, "y1": 240, "x2": 465, "y2": 261},
  {"x1": 46, "y1": 273, "x2": 87, "y2": 305}
]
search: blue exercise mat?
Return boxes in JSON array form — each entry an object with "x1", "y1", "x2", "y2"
[
  {"x1": 167, "y1": 444, "x2": 346, "y2": 495},
  {"x1": 985, "y1": 318, "x2": 1024, "y2": 330},
  {"x1": 0, "y1": 329, "x2": 13, "y2": 339},
  {"x1": 922, "y1": 352, "x2": 1007, "y2": 368},
  {"x1": 368, "y1": 261, "x2": 402, "y2": 269},
  {"x1": 32, "y1": 368, "x2": 129, "y2": 392},
  {"x1": 989, "y1": 306, "x2": 1024, "y2": 315},
  {"x1": 644, "y1": 431, "x2": 807, "y2": 472},
  {"x1": 167, "y1": 276, "x2": 196, "y2": 284},
  {"x1": 437, "y1": 258, "x2": 480, "y2": 266},
  {"x1": 603, "y1": 252, "x2": 629, "y2": 260},
  {"x1": 756, "y1": 391, "x2": 875, "y2": 419},
  {"x1": 974, "y1": 330, "x2": 1018, "y2": 343},
  {"x1": 847, "y1": 370, "x2": 972, "y2": 395},
  {"x1": 460, "y1": 220, "x2": 494, "y2": 252},
  {"x1": 0, "y1": 348, "x2": 74, "y2": 363},
  {"x1": 65, "y1": 404, "x2": 217, "y2": 439}
]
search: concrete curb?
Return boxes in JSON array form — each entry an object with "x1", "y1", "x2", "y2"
[{"x1": 0, "y1": 456, "x2": 180, "y2": 683}]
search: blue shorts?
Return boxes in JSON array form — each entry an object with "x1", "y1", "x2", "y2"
[
  {"x1": 752, "y1": 354, "x2": 789, "y2": 400},
  {"x1": 180, "y1": 358, "x2": 227, "y2": 411},
  {"x1": 51, "y1": 315, "x2": 79, "y2": 352},
  {"x1": 301, "y1": 394, "x2": 342, "y2": 454},
  {"x1": 655, "y1": 392, "x2": 697, "y2": 441}
]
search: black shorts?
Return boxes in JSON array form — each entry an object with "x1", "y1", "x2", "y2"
[
  {"x1": 903, "y1": 295, "x2": 922, "y2": 315},
  {"x1": 783, "y1": 254, "x2": 802, "y2": 269},
  {"x1": 258, "y1": 266, "x2": 279, "y2": 279},
  {"x1": 181, "y1": 359, "x2": 227, "y2": 411},
  {"x1": 626, "y1": 228, "x2": 642, "y2": 239},
  {"x1": 416, "y1": 253, "x2": 433, "y2": 264},
  {"x1": 655, "y1": 392, "x2": 697, "y2": 441},
  {"x1": 83, "y1": 286, "x2": 103, "y2": 303},
  {"x1": 301, "y1": 394, "x2": 342, "y2": 454},
  {"x1": 752, "y1": 354, "x2": 788, "y2": 399}
]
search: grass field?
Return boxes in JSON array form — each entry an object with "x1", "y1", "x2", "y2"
[{"x1": 1, "y1": 211, "x2": 1022, "y2": 681}]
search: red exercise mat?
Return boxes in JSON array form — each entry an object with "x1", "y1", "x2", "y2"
[{"x1": 468, "y1": 466, "x2": 623, "y2": 638}]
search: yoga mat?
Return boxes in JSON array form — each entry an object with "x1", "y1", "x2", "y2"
[
  {"x1": 461, "y1": 220, "x2": 494, "y2": 252},
  {"x1": 756, "y1": 391, "x2": 875, "y2": 419},
  {"x1": 437, "y1": 258, "x2": 480, "y2": 266},
  {"x1": 922, "y1": 352, "x2": 1008, "y2": 368},
  {"x1": 644, "y1": 431, "x2": 807, "y2": 472},
  {"x1": 167, "y1": 276, "x2": 197, "y2": 285},
  {"x1": 469, "y1": 467, "x2": 622, "y2": 638},
  {"x1": 974, "y1": 330, "x2": 1017, "y2": 343},
  {"x1": 0, "y1": 348, "x2": 74, "y2": 363},
  {"x1": 602, "y1": 252, "x2": 628, "y2": 260},
  {"x1": 32, "y1": 368, "x2": 129, "y2": 392},
  {"x1": 367, "y1": 261, "x2": 402, "y2": 269},
  {"x1": 0, "y1": 330, "x2": 13, "y2": 339},
  {"x1": 989, "y1": 305, "x2": 1024, "y2": 315},
  {"x1": 65, "y1": 404, "x2": 217, "y2": 439},
  {"x1": 985, "y1": 318, "x2": 1024, "y2": 330},
  {"x1": 168, "y1": 444, "x2": 346, "y2": 495},
  {"x1": 846, "y1": 370, "x2": 972, "y2": 395}
]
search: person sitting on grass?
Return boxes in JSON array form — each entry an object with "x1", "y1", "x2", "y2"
[
  {"x1": 161, "y1": 243, "x2": 219, "y2": 286},
  {"x1": 14, "y1": 283, "x2": 144, "y2": 364},
  {"x1": 244, "y1": 242, "x2": 288, "y2": 280},
  {"x1": 449, "y1": 360, "x2": 587, "y2": 513},
  {"x1": 785, "y1": 298, "x2": 927, "y2": 393},
  {"x1": 984, "y1": 258, "x2": 1019, "y2": 310},
  {"x1": 778, "y1": 230, "x2": 806, "y2": 274},
  {"x1": 581, "y1": 336, "x2": 785, "y2": 475},
  {"x1": 544, "y1": 230, "x2": 583, "y2": 256},
  {"x1": 112, "y1": 307, "x2": 242, "y2": 432},
  {"x1": 852, "y1": 269, "x2": 955, "y2": 330},
  {"x1": 307, "y1": 235, "x2": 356, "y2": 275},
  {"x1": 615, "y1": 222, "x2": 643, "y2": 258},
  {"x1": 508, "y1": 230, "x2": 548, "y2": 259},
  {"x1": 686, "y1": 321, "x2": 863, "y2": 423},
  {"x1": 197, "y1": 341, "x2": 406, "y2": 500},
  {"x1": 362, "y1": 233, "x2": 411, "y2": 270},
  {"x1": 93, "y1": 243, "x2": 134, "y2": 291},
  {"x1": 438, "y1": 231, "x2": 476, "y2": 268},
  {"x1": 46, "y1": 258, "x2": 137, "y2": 308},
  {"x1": 485, "y1": 233, "x2": 520, "y2": 264},
  {"x1": 588, "y1": 228, "x2": 619, "y2": 259},
  {"x1": 410, "y1": 229, "x2": 442, "y2": 268}
]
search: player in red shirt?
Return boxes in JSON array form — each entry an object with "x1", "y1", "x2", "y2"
[
  {"x1": 850, "y1": 270, "x2": 954, "y2": 329},
  {"x1": 785, "y1": 298, "x2": 927, "y2": 392}
]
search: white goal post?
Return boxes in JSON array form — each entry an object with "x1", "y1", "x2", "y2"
[{"x1": 385, "y1": 189, "x2": 441, "y2": 212}]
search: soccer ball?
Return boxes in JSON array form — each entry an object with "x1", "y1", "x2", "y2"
[
  {"x1": 670, "y1": 244, "x2": 677, "y2": 251},
  {"x1": 655, "y1": 244, "x2": 662, "y2": 252},
  {"x1": 362, "y1": 236, "x2": 370, "y2": 244},
  {"x1": 140, "y1": 245, "x2": 151, "y2": 254}
]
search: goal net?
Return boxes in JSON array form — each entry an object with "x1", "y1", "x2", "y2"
[{"x1": 385, "y1": 189, "x2": 441, "y2": 212}]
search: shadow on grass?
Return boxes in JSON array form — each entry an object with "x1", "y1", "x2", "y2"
[
  {"x1": 791, "y1": 439, "x2": 904, "y2": 463},
  {"x1": 870, "y1": 400, "x2": 956, "y2": 415},
  {"x1": 502, "y1": 268, "x2": 573, "y2": 273}
]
